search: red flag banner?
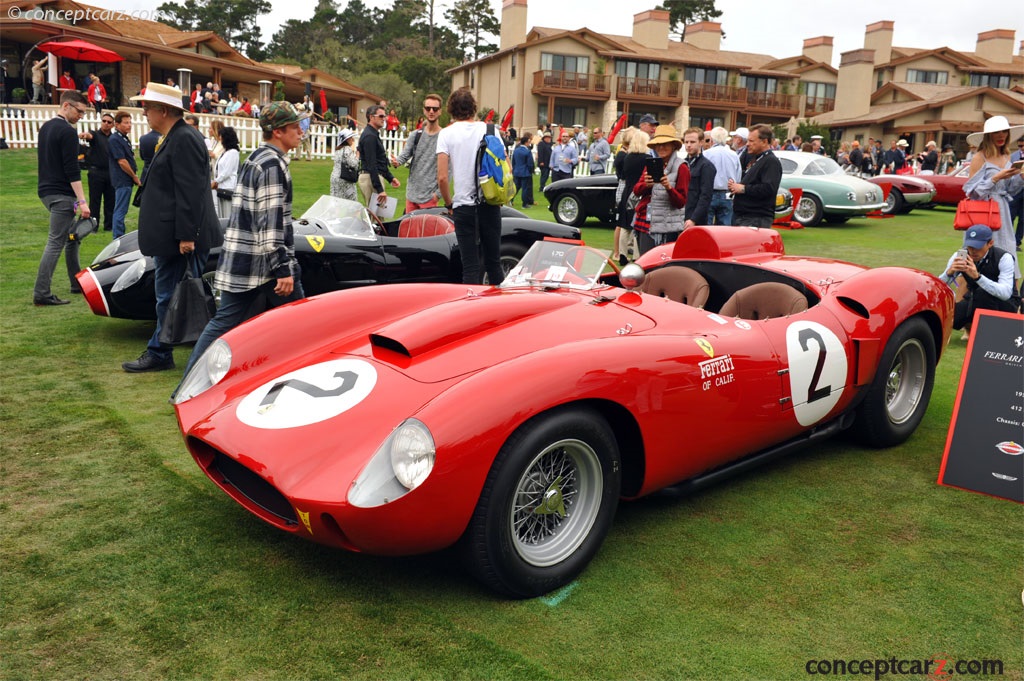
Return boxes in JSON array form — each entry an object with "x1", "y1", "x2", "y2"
[
  {"x1": 500, "y1": 105, "x2": 514, "y2": 132},
  {"x1": 607, "y1": 113, "x2": 628, "y2": 144}
]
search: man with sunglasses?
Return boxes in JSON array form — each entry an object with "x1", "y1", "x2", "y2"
[
  {"x1": 78, "y1": 112, "x2": 116, "y2": 232},
  {"x1": 393, "y1": 94, "x2": 444, "y2": 213},
  {"x1": 357, "y1": 104, "x2": 400, "y2": 209},
  {"x1": 33, "y1": 90, "x2": 92, "y2": 306}
]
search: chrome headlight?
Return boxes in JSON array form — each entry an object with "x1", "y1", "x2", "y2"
[
  {"x1": 111, "y1": 257, "x2": 148, "y2": 292},
  {"x1": 349, "y1": 419, "x2": 435, "y2": 508},
  {"x1": 93, "y1": 238, "x2": 121, "y2": 264},
  {"x1": 173, "y1": 338, "x2": 232, "y2": 404}
]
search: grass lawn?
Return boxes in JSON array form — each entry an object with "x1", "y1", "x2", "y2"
[{"x1": 1, "y1": 147, "x2": 1021, "y2": 681}]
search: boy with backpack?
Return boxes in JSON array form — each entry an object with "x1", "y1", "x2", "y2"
[{"x1": 437, "y1": 87, "x2": 510, "y2": 285}]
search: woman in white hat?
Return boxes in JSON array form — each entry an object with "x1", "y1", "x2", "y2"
[
  {"x1": 964, "y1": 115, "x2": 1024, "y2": 276},
  {"x1": 330, "y1": 127, "x2": 360, "y2": 201}
]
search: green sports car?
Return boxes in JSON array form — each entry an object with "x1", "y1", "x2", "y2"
[{"x1": 775, "y1": 151, "x2": 886, "y2": 226}]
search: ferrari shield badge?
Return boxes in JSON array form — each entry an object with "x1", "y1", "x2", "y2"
[{"x1": 305, "y1": 235, "x2": 326, "y2": 252}]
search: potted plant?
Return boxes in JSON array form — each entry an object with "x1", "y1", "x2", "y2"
[{"x1": 11, "y1": 88, "x2": 27, "y2": 104}]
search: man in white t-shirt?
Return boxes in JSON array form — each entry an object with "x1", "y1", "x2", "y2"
[{"x1": 437, "y1": 87, "x2": 503, "y2": 284}]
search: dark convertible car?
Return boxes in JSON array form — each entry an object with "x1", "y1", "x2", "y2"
[
  {"x1": 543, "y1": 173, "x2": 794, "y2": 227},
  {"x1": 76, "y1": 196, "x2": 580, "y2": 320}
]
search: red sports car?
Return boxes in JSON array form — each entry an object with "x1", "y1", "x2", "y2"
[
  {"x1": 173, "y1": 227, "x2": 954, "y2": 598},
  {"x1": 926, "y1": 165, "x2": 970, "y2": 206},
  {"x1": 867, "y1": 174, "x2": 936, "y2": 214}
]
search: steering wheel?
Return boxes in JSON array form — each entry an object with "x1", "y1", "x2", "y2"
[{"x1": 367, "y1": 210, "x2": 387, "y2": 236}]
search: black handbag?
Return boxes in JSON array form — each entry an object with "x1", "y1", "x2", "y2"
[
  {"x1": 339, "y1": 164, "x2": 359, "y2": 182},
  {"x1": 216, "y1": 187, "x2": 234, "y2": 200},
  {"x1": 68, "y1": 216, "x2": 97, "y2": 242},
  {"x1": 158, "y1": 256, "x2": 216, "y2": 345}
]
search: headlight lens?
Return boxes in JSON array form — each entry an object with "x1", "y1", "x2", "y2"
[
  {"x1": 93, "y1": 238, "x2": 121, "y2": 264},
  {"x1": 111, "y1": 257, "x2": 148, "y2": 292},
  {"x1": 390, "y1": 420, "x2": 435, "y2": 489},
  {"x1": 172, "y1": 339, "x2": 231, "y2": 404}
]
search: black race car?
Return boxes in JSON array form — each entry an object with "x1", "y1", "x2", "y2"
[
  {"x1": 543, "y1": 173, "x2": 795, "y2": 227},
  {"x1": 76, "y1": 196, "x2": 580, "y2": 320}
]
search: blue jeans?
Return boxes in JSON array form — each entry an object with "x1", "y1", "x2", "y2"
[
  {"x1": 33, "y1": 195, "x2": 81, "y2": 299},
  {"x1": 182, "y1": 280, "x2": 305, "y2": 378},
  {"x1": 453, "y1": 203, "x2": 503, "y2": 284},
  {"x1": 708, "y1": 192, "x2": 733, "y2": 226},
  {"x1": 113, "y1": 185, "x2": 133, "y2": 239},
  {"x1": 146, "y1": 253, "x2": 206, "y2": 362}
]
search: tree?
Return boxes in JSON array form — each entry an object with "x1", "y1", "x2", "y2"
[
  {"x1": 444, "y1": 0, "x2": 500, "y2": 62},
  {"x1": 656, "y1": 0, "x2": 722, "y2": 41},
  {"x1": 157, "y1": 0, "x2": 271, "y2": 59}
]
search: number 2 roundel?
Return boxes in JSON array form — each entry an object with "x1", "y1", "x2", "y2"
[
  {"x1": 237, "y1": 359, "x2": 378, "y2": 429},
  {"x1": 785, "y1": 321, "x2": 847, "y2": 427}
]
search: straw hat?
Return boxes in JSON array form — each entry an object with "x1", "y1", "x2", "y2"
[
  {"x1": 646, "y1": 124, "x2": 681, "y2": 149},
  {"x1": 336, "y1": 128, "x2": 356, "y2": 145},
  {"x1": 966, "y1": 115, "x2": 1024, "y2": 147},
  {"x1": 129, "y1": 82, "x2": 185, "y2": 110}
]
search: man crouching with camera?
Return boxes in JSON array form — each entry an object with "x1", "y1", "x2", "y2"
[{"x1": 939, "y1": 225, "x2": 1021, "y2": 334}]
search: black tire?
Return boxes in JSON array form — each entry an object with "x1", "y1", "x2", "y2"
[
  {"x1": 794, "y1": 193, "x2": 824, "y2": 226},
  {"x1": 484, "y1": 242, "x2": 529, "y2": 285},
  {"x1": 553, "y1": 193, "x2": 586, "y2": 227},
  {"x1": 883, "y1": 188, "x2": 905, "y2": 215},
  {"x1": 853, "y1": 317, "x2": 936, "y2": 448},
  {"x1": 460, "y1": 406, "x2": 621, "y2": 598},
  {"x1": 824, "y1": 216, "x2": 849, "y2": 224}
]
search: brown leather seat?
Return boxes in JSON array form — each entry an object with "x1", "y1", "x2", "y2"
[
  {"x1": 640, "y1": 267, "x2": 710, "y2": 308},
  {"x1": 397, "y1": 213, "x2": 455, "y2": 238},
  {"x1": 718, "y1": 282, "x2": 808, "y2": 320}
]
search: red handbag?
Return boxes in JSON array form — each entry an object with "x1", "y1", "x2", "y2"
[{"x1": 953, "y1": 199, "x2": 1001, "y2": 230}]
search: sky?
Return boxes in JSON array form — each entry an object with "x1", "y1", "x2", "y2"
[{"x1": 80, "y1": 0, "x2": 1020, "y2": 67}]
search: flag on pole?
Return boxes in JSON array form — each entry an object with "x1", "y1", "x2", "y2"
[
  {"x1": 607, "y1": 113, "x2": 628, "y2": 144},
  {"x1": 500, "y1": 105, "x2": 514, "y2": 132}
]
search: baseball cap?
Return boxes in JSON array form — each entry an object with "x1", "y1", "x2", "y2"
[
  {"x1": 963, "y1": 225, "x2": 993, "y2": 249},
  {"x1": 639, "y1": 113, "x2": 657, "y2": 125},
  {"x1": 729, "y1": 127, "x2": 749, "y2": 140},
  {"x1": 260, "y1": 101, "x2": 310, "y2": 133}
]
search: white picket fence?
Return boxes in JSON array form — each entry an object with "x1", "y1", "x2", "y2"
[{"x1": 0, "y1": 105, "x2": 413, "y2": 159}]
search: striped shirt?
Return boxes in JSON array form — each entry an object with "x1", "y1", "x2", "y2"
[{"x1": 214, "y1": 143, "x2": 300, "y2": 293}]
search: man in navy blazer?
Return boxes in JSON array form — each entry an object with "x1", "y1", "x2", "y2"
[{"x1": 122, "y1": 82, "x2": 222, "y2": 373}]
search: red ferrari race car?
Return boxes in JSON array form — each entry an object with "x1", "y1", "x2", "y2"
[{"x1": 173, "y1": 227, "x2": 954, "y2": 598}]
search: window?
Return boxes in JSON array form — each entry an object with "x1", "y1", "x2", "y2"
[
  {"x1": 538, "y1": 103, "x2": 586, "y2": 127},
  {"x1": 906, "y1": 69, "x2": 947, "y2": 84},
  {"x1": 684, "y1": 67, "x2": 727, "y2": 85},
  {"x1": 803, "y1": 82, "x2": 836, "y2": 99},
  {"x1": 739, "y1": 75, "x2": 777, "y2": 92},
  {"x1": 511, "y1": 53, "x2": 516, "y2": 79},
  {"x1": 541, "y1": 53, "x2": 589, "y2": 74},
  {"x1": 470, "y1": 68, "x2": 475, "y2": 88},
  {"x1": 969, "y1": 73, "x2": 1011, "y2": 88},
  {"x1": 615, "y1": 60, "x2": 661, "y2": 80},
  {"x1": 689, "y1": 115, "x2": 724, "y2": 129}
]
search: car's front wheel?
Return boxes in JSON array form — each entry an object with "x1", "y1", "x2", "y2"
[
  {"x1": 794, "y1": 193, "x2": 824, "y2": 226},
  {"x1": 853, "y1": 317, "x2": 936, "y2": 447},
  {"x1": 883, "y1": 188, "x2": 905, "y2": 215},
  {"x1": 461, "y1": 406, "x2": 621, "y2": 598},
  {"x1": 483, "y1": 242, "x2": 528, "y2": 285},
  {"x1": 554, "y1": 193, "x2": 586, "y2": 227}
]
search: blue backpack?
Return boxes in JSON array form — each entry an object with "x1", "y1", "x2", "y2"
[{"x1": 476, "y1": 123, "x2": 516, "y2": 206}]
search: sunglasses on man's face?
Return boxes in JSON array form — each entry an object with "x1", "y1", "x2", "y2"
[{"x1": 423, "y1": 106, "x2": 440, "y2": 112}]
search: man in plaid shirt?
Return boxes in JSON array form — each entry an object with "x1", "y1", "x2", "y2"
[{"x1": 179, "y1": 101, "x2": 306, "y2": 380}]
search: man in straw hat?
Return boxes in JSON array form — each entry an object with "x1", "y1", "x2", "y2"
[
  {"x1": 963, "y1": 114, "x2": 1024, "y2": 276},
  {"x1": 122, "y1": 82, "x2": 222, "y2": 373},
  {"x1": 176, "y1": 101, "x2": 307, "y2": 388}
]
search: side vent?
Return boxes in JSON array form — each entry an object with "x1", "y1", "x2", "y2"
[
  {"x1": 837, "y1": 296, "x2": 870, "y2": 320},
  {"x1": 370, "y1": 334, "x2": 411, "y2": 357}
]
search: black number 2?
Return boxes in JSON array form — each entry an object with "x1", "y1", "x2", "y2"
[{"x1": 797, "y1": 328, "x2": 831, "y2": 403}]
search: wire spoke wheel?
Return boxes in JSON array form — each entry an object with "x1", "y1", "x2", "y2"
[{"x1": 510, "y1": 438, "x2": 602, "y2": 567}]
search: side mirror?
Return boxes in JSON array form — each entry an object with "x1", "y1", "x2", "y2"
[{"x1": 619, "y1": 263, "x2": 645, "y2": 291}]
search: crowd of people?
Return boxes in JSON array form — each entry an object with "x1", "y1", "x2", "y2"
[{"x1": 31, "y1": 81, "x2": 1022, "y2": 391}]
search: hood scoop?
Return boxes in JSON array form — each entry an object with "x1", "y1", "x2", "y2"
[{"x1": 370, "y1": 293, "x2": 573, "y2": 359}]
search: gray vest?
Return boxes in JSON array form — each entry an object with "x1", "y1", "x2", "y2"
[{"x1": 648, "y1": 154, "x2": 685, "y2": 234}]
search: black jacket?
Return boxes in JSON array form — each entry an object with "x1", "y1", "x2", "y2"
[
  {"x1": 684, "y1": 153, "x2": 715, "y2": 225},
  {"x1": 37, "y1": 115, "x2": 81, "y2": 199},
  {"x1": 84, "y1": 128, "x2": 111, "y2": 173},
  {"x1": 536, "y1": 139, "x2": 552, "y2": 168},
  {"x1": 137, "y1": 117, "x2": 221, "y2": 257},
  {"x1": 357, "y1": 125, "x2": 394, "y2": 193},
  {"x1": 732, "y1": 150, "x2": 782, "y2": 220}
]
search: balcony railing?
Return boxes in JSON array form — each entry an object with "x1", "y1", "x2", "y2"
[
  {"x1": 688, "y1": 83, "x2": 746, "y2": 106},
  {"x1": 804, "y1": 96, "x2": 835, "y2": 117},
  {"x1": 532, "y1": 70, "x2": 610, "y2": 98},
  {"x1": 615, "y1": 77, "x2": 682, "y2": 104},
  {"x1": 746, "y1": 90, "x2": 799, "y2": 113}
]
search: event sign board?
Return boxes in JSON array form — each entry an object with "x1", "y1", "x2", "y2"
[{"x1": 938, "y1": 309, "x2": 1024, "y2": 503}]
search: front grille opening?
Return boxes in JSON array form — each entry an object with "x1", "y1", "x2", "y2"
[{"x1": 211, "y1": 451, "x2": 297, "y2": 525}]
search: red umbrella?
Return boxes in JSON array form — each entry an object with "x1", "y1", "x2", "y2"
[
  {"x1": 39, "y1": 39, "x2": 123, "y2": 63},
  {"x1": 499, "y1": 105, "x2": 514, "y2": 132},
  {"x1": 483, "y1": 109, "x2": 495, "y2": 123},
  {"x1": 319, "y1": 88, "x2": 328, "y2": 116},
  {"x1": 607, "y1": 113, "x2": 627, "y2": 144}
]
